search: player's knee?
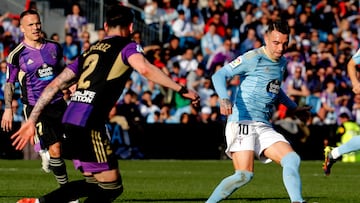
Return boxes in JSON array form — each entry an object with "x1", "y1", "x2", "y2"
[
  {"x1": 233, "y1": 170, "x2": 253, "y2": 187},
  {"x1": 98, "y1": 177, "x2": 124, "y2": 200},
  {"x1": 280, "y1": 151, "x2": 300, "y2": 168}
]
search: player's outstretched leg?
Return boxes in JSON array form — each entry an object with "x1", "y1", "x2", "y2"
[
  {"x1": 280, "y1": 152, "x2": 306, "y2": 203},
  {"x1": 323, "y1": 146, "x2": 337, "y2": 176},
  {"x1": 323, "y1": 136, "x2": 360, "y2": 175},
  {"x1": 206, "y1": 170, "x2": 253, "y2": 203}
]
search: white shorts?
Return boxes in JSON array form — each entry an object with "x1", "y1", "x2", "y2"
[{"x1": 225, "y1": 121, "x2": 289, "y2": 163}]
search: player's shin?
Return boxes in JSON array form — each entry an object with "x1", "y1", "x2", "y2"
[
  {"x1": 84, "y1": 177, "x2": 123, "y2": 203},
  {"x1": 206, "y1": 170, "x2": 253, "y2": 203},
  {"x1": 49, "y1": 157, "x2": 68, "y2": 186},
  {"x1": 280, "y1": 152, "x2": 305, "y2": 202}
]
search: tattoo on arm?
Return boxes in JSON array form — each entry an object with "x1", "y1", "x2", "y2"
[
  {"x1": 29, "y1": 68, "x2": 76, "y2": 122},
  {"x1": 4, "y1": 83, "x2": 14, "y2": 109}
]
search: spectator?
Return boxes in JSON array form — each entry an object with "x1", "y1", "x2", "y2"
[
  {"x1": 305, "y1": 88, "x2": 324, "y2": 125},
  {"x1": 64, "y1": 2, "x2": 87, "y2": 42},
  {"x1": 171, "y1": 9, "x2": 198, "y2": 49},
  {"x1": 200, "y1": 23, "x2": 223, "y2": 63},
  {"x1": 160, "y1": 0, "x2": 178, "y2": 42},
  {"x1": 208, "y1": 93, "x2": 221, "y2": 122},
  {"x1": 0, "y1": 60, "x2": 7, "y2": 100},
  {"x1": 201, "y1": 0, "x2": 219, "y2": 23},
  {"x1": 198, "y1": 77, "x2": 215, "y2": 107},
  {"x1": 186, "y1": 63, "x2": 206, "y2": 91},
  {"x1": 50, "y1": 33, "x2": 60, "y2": 42},
  {"x1": 168, "y1": 48, "x2": 198, "y2": 78},
  {"x1": 2, "y1": 14, "x2": 22, "y2": 44},
  {"x1": 321, "y1": 78, "x2": 339, "y2": 125},
  {"x1": 62, "y1": 33, "x2": 80, "y2": 64},
  {"x1": 284, "y1": 66, "x2": 310, "y2": 105},
  {"x1": 190, "y1": 12, "x2": 205, "y2": 43},
  {"x1": 199, "y1": 106, "x2": 212, "y2": 123},
  {"x1": 206, "y1": 37, "x2": 235, "y2": 75},
  {"x1": 0, "y1": 35, "x2": 4, "y2": 62},
  {"x1": 162, "y1": 35, "x2": 182, "y2": 59},
  {"x1": 79, "y1": 30, "x2": 90, "y2": 48},
  {"x1": 92, "y1": 28, "x2": 106, "y2": 45},
  {"x1": 139, "y1": 90, "x2": 160, "y2": 120},
  {"x1": 204, "y1": 11, "x2": 226, "y2": 38},
  {"x1": 179, "y1": 112, "x2": 190, "y2": 124},
  {"x1": 239, "y1": 27, "x2": 257, "y2": 54},
  {"x1": 159, "y1": 104, "x2": 178, "y2": 123},
  {"x1": 144, "y1": 0, "x2": 162, "y2": 31}
]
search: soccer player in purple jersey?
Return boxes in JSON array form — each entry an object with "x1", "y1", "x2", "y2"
[
  {"x1": 13, "y1": 4, "x2": 200, "y2": 203},
  {"x1": 0, "y1": 9, "x2": 73, "y2": 194}
]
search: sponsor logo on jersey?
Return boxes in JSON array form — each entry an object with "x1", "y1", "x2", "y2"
[
  {"x1": 71, "y1": 90, "x2": 96, "y2": 103},
  {"x1": 37, "y1": 64, "x2": 54, "y2": 80},
  {"x1": 266, "y1": 79, "x2": 280, "y2": 98},
  {"x1": 229, "y1": 57, "x2": 242, "y2": 68}
]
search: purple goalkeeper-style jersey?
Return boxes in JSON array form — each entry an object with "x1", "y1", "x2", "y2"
[
  {"x1": 6, "y1": 39, "x2": 65, "y2": 106},
  {"x1": 64, "y1": 36, "x2": 142, "y2": 127}
]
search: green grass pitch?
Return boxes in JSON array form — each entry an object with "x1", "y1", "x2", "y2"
[{"x1": 1, "y1": 159, "x2": 360, "y2": 202}]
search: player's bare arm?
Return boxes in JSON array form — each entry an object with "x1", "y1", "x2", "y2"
[
  {"x1": 347, "y1": 59, "x2": 360, "y2": 94},
  {"x1": 1, "y1": 82, "x2": 15, "y2": 131},
  {"x1": 11, "y1": 68, "x2": 76, "y2": 150},
  {"x1": 128, "y1": 53, "x2": 200, "y2": 105},
  {"x1": 27, "y1": 68, "x2": 76, "y2": 123}
]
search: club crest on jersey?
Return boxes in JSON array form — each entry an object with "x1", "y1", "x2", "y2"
[
  {"x1": 266, "y1": 79, "x2": 280, "y2": 98},
  {"x1": 229, "y1": 57, "x2": 242, "y2": 68},
  {"x1": 136, "y1": 44, "x2": 144, "y2": 53}
]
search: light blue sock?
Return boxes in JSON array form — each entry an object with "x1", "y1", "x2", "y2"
[
  {"x1": 338, "y1": 136, "x2": 360, "y2": 155},
  {"x1": 206, "y1": 170, "x2": 253, "y2": 203},
  {"x1": 280, "y1": 152, "x2": 304, "y2": 202}
]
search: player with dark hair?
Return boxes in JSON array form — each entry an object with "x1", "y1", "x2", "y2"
[
  {"x1": 13, "y1": 4, "x2": 200, "y2": 203},
  {"x1": 206, "y1": 20, "x2": 309, "y2": 203},
  {"x1": 0, "y1": 9, "x2": 72, "y2": 193}
]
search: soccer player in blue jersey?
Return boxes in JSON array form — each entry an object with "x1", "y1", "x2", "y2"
[
  {"x1": 0, "y1": 9, "x2": 72, "y2": 191},
  {"x1": 206, "y1": 19, "x2": 310, "y2": 203},
  {"x1": 12, "y1": 5, "x2": 200, "y2": 203},
  {"x1": 323, "y1": 48, "x2": 360, "y2": 176}
]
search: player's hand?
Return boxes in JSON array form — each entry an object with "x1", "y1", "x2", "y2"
[
  {"x1": 180, "y1": 89, "x2": 201, "y2": 107},
  {"x1": 11, "y1": 120, "x2": 36, "y2": 150},
  {"x1": 1, "y1": 109, "x2": 13, "y2": 132},
  {"x1": 220, "y1": 99, "x2": 232, "y2": 116},
  {"x1": 352, "y1": 83, "x2": 360, "y2": 94},
  {"x1": 178, "y1": 87, "x2": 200, "y2": 106}
]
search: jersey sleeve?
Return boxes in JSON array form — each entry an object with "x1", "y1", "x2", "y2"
[
  {"x1": 66, "y1": 58, "x2": 80, "y2": 76},
  {"x1": 278, "y1": 88, "x2": 297, "y2": 110},
  {"x1": 6, "y1": 61, "x2": 20, "y2": 83},
  {"x1": 352, "y1": 48, "x2": 360, "y2": 65},
  {"x1": 121, "y1": 42, "x2": 144, "y2": 66},
  {"x1": 212, "y1": 53, "x2": 253, "y2": 99}
]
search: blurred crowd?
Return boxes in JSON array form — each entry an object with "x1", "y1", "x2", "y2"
[{"x1": 0, "y1": 0, "x2": 359, "y2": 132}]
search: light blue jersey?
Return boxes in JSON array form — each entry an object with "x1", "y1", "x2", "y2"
[
  {"x1": 353, "y1": 48, "x2": 360, "y2": 65},
  {"x1": 212, "y1": 46, "x2": 297, "y2": 125}
]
